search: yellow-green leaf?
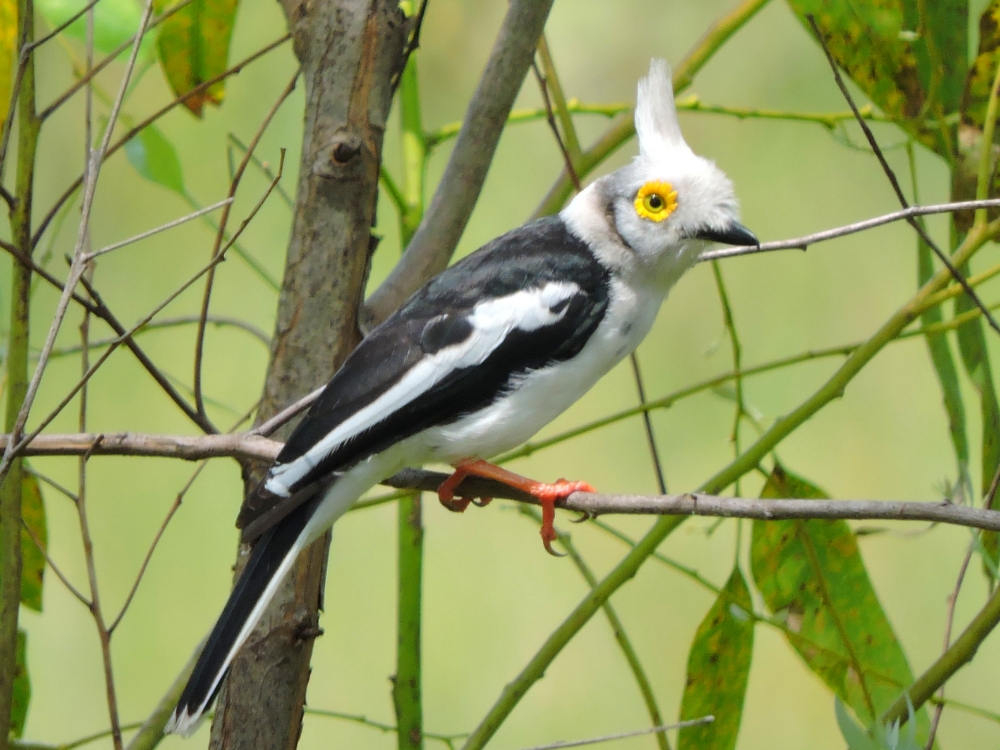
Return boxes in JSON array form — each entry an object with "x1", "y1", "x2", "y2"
[
  {"x1": 962, "y1": 1, "x2": 1000, "y2": 129},
  {"x1": 155, "y1": 0, "x2": 240, "y2": 116},
  {"x1": 785, "y1": 0, "x2": 962, "y2": 157},
  {"x1": 750, "y1": 465, "x2": 930, "y2": 741},
  {"x1": 678, "y1": 567, "x2": 754, "y2": 750},
  {"x1": 124, "y1": 123, "x2": 185, "y2": 194},
  {"x1": 10, "y1": 628, "x2": 29, "y2": 737},
  {"x1": 36, "y1": 0, "x2": 156, "y2": 59},
  {"x1": 0, "y1": 0, "x2": 16, "y2": 128},
  {"x1": 19, "y1": 469, "x2": 45, "y2": 612}
]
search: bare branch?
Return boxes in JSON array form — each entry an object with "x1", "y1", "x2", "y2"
[
  {"x1": 85, "y1": 198, "x2": 233, "y2": 260},
  {"x1": 0, "y1": 0, "x2": 157, "y2": 491},
  {"x1": 0, "y1": 432, "x2": 280, "y2": 461},
  {"x1": 517, "y1": 718, "x2": 714, "y2": 750},
  {"x1": 364, "y1": 0, "x2": 557, "y2": 327},
  {"x1": 250, "y1": 384, "x2": 325, "y2": 436},
  {"x1": 193, "y1": 76, "x2": 296, "y2": 421},
  {"x1": 32, "y1": 33, "x2": 291, "y2": 248},
  {"x1": 699, "y1": 199, "x2": 1000, "y2": 262},
  {"x1": 6, "y1": 432, "x2": 1000, "y2": 535}
]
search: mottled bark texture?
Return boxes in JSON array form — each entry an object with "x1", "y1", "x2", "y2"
[{"x1": 208, "y1": 2, "x2": 405, "y2": 748}]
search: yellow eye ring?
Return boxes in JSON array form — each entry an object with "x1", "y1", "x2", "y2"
[{"x1": 634, "y1": 181, "x2": 678, "y2": 222}]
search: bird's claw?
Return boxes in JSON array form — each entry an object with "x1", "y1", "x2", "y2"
[
  {"x1": 438, "y1": 496, "x2": 472, "y2": 513},
  {"x1": 534, "y1": 480, "x2": 596, "y2": 557}
]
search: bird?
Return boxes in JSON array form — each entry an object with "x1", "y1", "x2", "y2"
[{"x1": 165, "y1": 58, "x2": 758, "y2": 736}]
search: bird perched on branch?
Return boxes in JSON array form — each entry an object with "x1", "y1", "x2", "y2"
[{"x1": 166, "y1": 58, "x2": 757, "y2": 736}]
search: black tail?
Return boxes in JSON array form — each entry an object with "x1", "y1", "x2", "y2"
[{"x1": 165, "y1": 497, "x2": 318, "y2": 735}]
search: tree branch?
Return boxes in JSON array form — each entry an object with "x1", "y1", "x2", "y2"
[
  {"x1": 3, "y1": 432, "x2": 1000, "y2": 533},
  {"x1": 363, "y1": 0, "x2": 556, "y2": 326}
]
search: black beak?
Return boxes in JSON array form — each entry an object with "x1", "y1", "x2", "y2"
[{"x1": 693, "y1": 221, "x2": 759, "y2": 247}]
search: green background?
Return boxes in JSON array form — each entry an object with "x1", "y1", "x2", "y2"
[{"x1": 15, "y1": 0, "x2": 1000, "y2": 747}]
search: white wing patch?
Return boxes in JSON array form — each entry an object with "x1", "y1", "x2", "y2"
[{"x1": 265, "y1": 281, "x2": 581, "y2": 495}]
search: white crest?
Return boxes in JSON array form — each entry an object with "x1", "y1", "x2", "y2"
[{"x1": 634, "y1": 59, "x2": 690, "y2": 161}]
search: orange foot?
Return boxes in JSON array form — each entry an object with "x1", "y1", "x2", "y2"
[{"x1": 436, "y1": 459, "x2": 595, "y2": 556}]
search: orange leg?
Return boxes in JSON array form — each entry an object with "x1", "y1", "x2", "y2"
[{"x1": 436, "y1": 459, "x2": 595, "y2": 556}]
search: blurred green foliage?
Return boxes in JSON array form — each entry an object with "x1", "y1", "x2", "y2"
[{"x1": 6, "y1": 0, "x2": 1000, "y2": 748}]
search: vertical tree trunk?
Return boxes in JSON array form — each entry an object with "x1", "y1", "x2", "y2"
[{"x1": 208, "y1": 2, "x2": 405, "y2": 747}]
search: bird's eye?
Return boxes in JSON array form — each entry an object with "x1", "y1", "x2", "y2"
[{"x1": 634, "y1": 181, "x2": 678, "y2": 222}]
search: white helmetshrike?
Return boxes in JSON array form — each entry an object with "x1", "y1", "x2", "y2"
[{"x1": 165, "y1": 58, "x2": 758, "y2": 736}]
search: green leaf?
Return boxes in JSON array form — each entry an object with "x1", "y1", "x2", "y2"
[
  {"x1": 916, "y1": 234, "x2": 969, "y2": 482},
  {"x1": 836, "y1": 698, "x2": 879, "y2": 750},
  {"x1": 785, "y1": 0, "x2": 966, "y2": 157},
  {"x1": 750, "y1": 465, "x2": 930, "y2": 742},
  {"x1": 902, "y1": 0, "x2": 968, "y2": 116},
  {"x1": 19, "y1": 469, "x2": 45, "y2": 612},
  {"x1": 36, "y1": 0, "x2": 156, "y2": 59},
  {"x1": 124, "y1": 123, "x2": 185, "y2": 194},
  {"x1": 10, "y1": 628, "x2": 29, "y2": 738},
  {"x1": 678, "y1": 567, "x2": 754, "y2": 750},
  {"x1": 962, "y1": 1, "x2": 1000, "y2": 130},
  {"x1": 953, "y1": 261, "x2": 1000, "y2": 578},
  {"x1": 0, "y1": 0, "x2": 16, "y2": 128},
  {"x1": 155, "y1": 0, "x2": 240, "y2": 116}
]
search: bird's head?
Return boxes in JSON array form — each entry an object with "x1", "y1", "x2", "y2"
[{"x1": 568, "y1": 59, "x2": 757, "y2": 287}]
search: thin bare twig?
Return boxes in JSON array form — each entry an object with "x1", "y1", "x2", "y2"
[
  {"x1": 806, "y1": 14, "x2": 1000, "y2": 337},
  {"x1": 30, "y1": 0, "x2": 104, "y2": 50},
  {"x1": 33, "y1": 33, "x2": 291, "y2": 248},
  {"x1": 251, "y1": 384, "x2": 325, "y2": 436},
  {"x1": 0, "y1": 0, "x2": 156, "y2": 495},
  {"x1": 108, "y1": 462, "x2": 206, "y2": 634},
  {"x1": 21, "y1": 517, "x2": 90, "y2": 607},
  {"x1": 47, "y1": 314, "x2": 272, "y2": 356},
  {"x1": 926, "y1": 540, "x2": 975, "y2": 749},
  {"x1": 630, "y1": 353, "x2": 667, "y2": 494},
  {"x1": 36, "y1": 0, "x2": 197, "y2": 121},
  {"x1": 5, "y1": 159, "x2": 285, "y2": 469},
  {"x1": 86, "y1": 198, "x2": 233, "y2": 260},
  {"x1": 531, "y1": 58, "x2": 580, "y2": 191},
  {"x1": 698, "y1": 198, "x2": 1000, "y2": 261},
  {"x1": 516, "y1": 717, "x2": 714, "y2": 750},
  {"x1": 193, "y1": 74, "x2": 296, "y2": 422}
]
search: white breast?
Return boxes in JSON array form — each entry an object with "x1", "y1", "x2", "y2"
[{"x1": 418, "y1": 278, "x2": 664, "y2": 464}]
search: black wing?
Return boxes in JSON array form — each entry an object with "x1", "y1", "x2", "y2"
[{"x1": 238, "y1": 216, "x2": 609, "y2": 536}]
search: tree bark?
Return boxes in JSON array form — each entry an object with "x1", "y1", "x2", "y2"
[{"x1": 208, "y1": 2, "x2": 405, "y2": 747}]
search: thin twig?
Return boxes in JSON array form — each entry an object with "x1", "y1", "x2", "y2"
[
  {"x1": 251, "y1": 384, "x2": 325, "y2": 436},
  {"x1": 192, "y1": 73, "x2": 297, "y2": 421},
  {"x1": 391, "y1": 0, "x2": 431, "y2": 90},
  {"x1": 29, "y1": 0, "x2": 104, "y2": 50},
  {"x1": 33, "y1": 33, "x2": 291, "y2": 248},
  {"x1": 226, "y1": 134, "x2": 293, "y2": 208},
  {"x1": 304, "y1": 707, "x2": 467, "y2": 748},
  {"x1": 37, "y1": 0, "x2": 197, "y2": 121},
  {"x1": 21, "y1": 517, "x2": 90, "y2": 607},
  {"x1": 806, "y1": 14, "x2": 1000, "y2": 337},
  {"x1": 86, "y1": 198, "x2": 233, "y2": 260},
  {"x1": 516, "y1": 717, "x2": 713, "y2": 750},
  {"x1": 5, "y1": 160, "x2": 285, "y2": 469},
  {"x1": 0, "y1": 0, "x2": 157, "y2": 495},
  {"x1": 531, "y1": 58, "x2": 580, "y2": 191},
  {"x1": 520, "y1": 506, "x2": 669, "y2": 750},
  {"x1": 698, "y1": 198, "x2": 1000, "y2": 261},
  {"x1": 629, "y1": 353, "x2": 666, "y2": 494},
  {"x1": 47, "y1": 314, "x2": 271, "y2": 356},
  {"x1": 108, "y1": 463, "x2": 206, "y2": 634},
  {"x1": 926, "y1": 540, "x2": 975, "y2": 749}
]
